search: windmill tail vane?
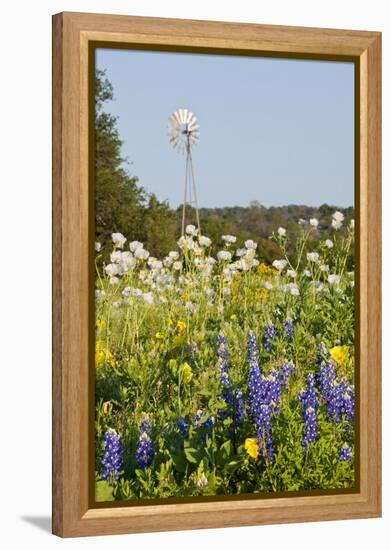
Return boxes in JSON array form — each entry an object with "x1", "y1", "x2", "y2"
[{"x1": 167, "y1": 108, "x2": 201, "y2": 236}]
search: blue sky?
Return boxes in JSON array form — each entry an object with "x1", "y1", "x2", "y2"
[{"x1": 96, "y1": 49, "x2": 354, "y2": 209}]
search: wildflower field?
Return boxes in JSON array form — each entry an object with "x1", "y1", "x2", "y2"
[{"x1": 95, "y1": 212, "x2": 355, "y2": 501}]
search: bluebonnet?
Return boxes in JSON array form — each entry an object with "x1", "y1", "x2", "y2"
[
  {"x1": 139, "y1": 415, "x2": 151, "y2": 434},
  {"x1": 338, "y1": 444, "x2": 353, "y2": 462},
  {"x1": 283, "y1": 320, "x2": 294, "y2": 343},
  {"x1": 318, "y1": 363, "x2": 355, "y2": 426},
  {"x1": 342, "y1": 384, "x2": 355, "y2": 424},
  {"x1": 247, "y1": 332, "x2": 276, "y2": 461},
  {"x1": 193, "y1": 410, "x2": 214, "y2": 429},
  {"x1": 193, "y1": 410, "x2": 214, "y2": 443},
  {"x1": 280, "y1": 362, "x2": 295, "y2": 387},
  {"x1": 329, "y1": 381, "x2": 355, "y2": 425},
  {"x1": 101, "y1": 428, "x2": 122, "y2": 483},
  {"x1": 263, "y1": 323, "x2": 276, "y2": 353},
  {"x1": 176, "y1": 417, "x2": 188, "y2": 438},
  {"x1": 247, "y1": 332, "x2": 262, "y2": 421},
  {"x1": 317, "y1": 362, "x2": 336, "y2": 406},
  {"x1": 216, "y1": 334, "x2": 230, "y2": 386},
  {"x1": 216, "y1": 334, "x2": 245, "y2": 426},
  {"x1": 224, "y1": 389, "x2": 246, "y2": 426},
  {"x1": 136, "y1": 432, "x2": 154, "y2": 469},
  {"x1": 135, "y1": 415, "x2": 154, "y2": 469},
  {"x1": 316, "y1": 342, "x2": 328, "y2": 367},
  {"x1": 299, "y1": 374, "x2": 318, "y2": 451},
  {"x1": 259, "y1": 370, "x2": 281, "y2": 413}
]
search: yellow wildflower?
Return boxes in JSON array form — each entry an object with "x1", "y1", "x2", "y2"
[
  {"x1": 96, "y1": 319, "x2": 106, "y2": 330},
  {"x1": 230, "y1": 314, "x2": 237, "y2": 321},
  {"x1": 102, "y1": 401, "x2": 112, "y2": 414},
  {"x1": 155, "y1": 331, "x2": 166, "y2": 340},
  {"x1": 245, "y1": 438, "x2": 258, "y2": 460},
  {"x1": 95, "y1": 340, "x2": 114, "y2": 367},
  {"x1": 181, "y1": 362, "x2": 193, "y2": 383},
  {"x1": 180, "y1": 293, "x2": 189, "y2": 300},
  {"x1": 167, "y1": 319, "x2": 174, "y2": 328},
  {"x1": 177, "y1": 320, "x2": 187, "y2": 332},
  {"x1": 329, "y1": 345, "x2": 349, "y2": 367},
  {"x1": 257, "y1": 263, "x2": 278, "y2": 276}
]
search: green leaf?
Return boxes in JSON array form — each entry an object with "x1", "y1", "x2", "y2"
[
  {"x1": 184, "y1": 447, "x2": 199, "y2": 464},
  {"x1": 95, "y1": 480, "x2": 114, "y2": 502}
]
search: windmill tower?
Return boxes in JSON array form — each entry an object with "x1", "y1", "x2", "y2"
[{"x1": 167, "y1": 108, "x2": 201, "y2": 236}]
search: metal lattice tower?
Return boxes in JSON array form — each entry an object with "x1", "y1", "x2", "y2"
[{"x1": 167, "y1": 108, "x2": 201, "y2": 236}]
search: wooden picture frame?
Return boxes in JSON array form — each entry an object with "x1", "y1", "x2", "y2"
[{"x1": 52, "y1": 11, "x2": 381, "y2": 537}]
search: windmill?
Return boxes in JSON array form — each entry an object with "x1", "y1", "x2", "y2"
[{"x1": 167, "y1": 108, "x2": 201, "y2": 236}]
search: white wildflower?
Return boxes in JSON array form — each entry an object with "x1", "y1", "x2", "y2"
[
  {"x1": 120, "y1": 251, "x2": 136, "y2": 272},
  {"x1": 350, "y1": 219, "x2": 355, "y2": 229},
  {"x1": 185, "y1": 224, "x2": 197, "y2": 235},
  {"x1": 320, "y1": 264, "x2": 329, "y2": 272},
  {"x1": 304, "y1": 269, "x2": 312, "y2": 277},
  {"x1": 223, "y1": 287, "x2": 231, "y2": 296},
  {"x1": 245, "y1": 239, "x2": 257, "y2": 250},
  {"x1": 277, "y1": 227, "x2": 286, "y2": 237},
  {"x1": 109, "y1": 276, "x2": 119, "y2": 285},
  {"x1": 289, "y1": 283, "x2": 300, "y2": 296},
  {"x1": 168, "y1": 250, "x2": 179, "y2": 260},
  {"x1": 110, "y1": 250, "x2": 123, "y2": 263},
  {"x1": 142, "y1": 292, "x2": 154, "y2": 304},
  {"x1": 95, "y1": 289, "x2": 106, "y2": 299},
  {"x1": 196, "y1": 472, "x2": 209, "y2": 489},
  {"x1": 178, "y1": 236, "x2": 194, "y2": 250},
  {"x1": 132, "y1": 288, "x2": 143, "y2": 298},
  {"x1": 222, "y1": 235, "x2": 237, "y2": 244},
  {"x1": 272, "y1": 259, "x2": 288, "y2": 271},
  {"x1": 134, "y1": 247, "x2": 149, "y2": 260},
  {"x1": 95, "y1": 242, "x2": 101, "y2": 252},
  {"x1": 111, "y1": 232, "x2": 126, "y2": 249},
  {"x1": 199, "y1": 236, "x2": 211, "y2": 247},
  {"x1": 331, "y1": 211, "x2": 344, "y2": 230},
  {"x1": 217, "y1": 250, "x2": 232, "y2": 261},
  {"x1": 264, "y1": 282, "x2": 273, "y2": 290},
  {"x1": 332, "y1": 219, "x2": 343, "y2": 230},
  {"x1": 287, "y1": 269, "x2": 297, "y2": 278},
  {"x1": 173, "y1": 261, "x2": 183, "y2": 271},
  {"x1": 150, "y1": 260, "x2": 163, "y2": 271},
  {"x1": 104, "y1": 263, "x2": 120, "y2": 277},
  {"x1": 310, "y1": 218, "x2": 319, "y2": 228},
  {"x1": 333, "y1": 211, "x2": 345, "y2": 222},
  {"x1": 129, "y1": 240, "x2": 143, "y2": 252},
  {"x1": 325, "y1": 239, "x2": 334, "y2": 248},
  {"x1": 236, "y1": 248, "x2": 246, "y2": 257},
  {"x1": 298, "y1": 218, "x2": 307, "y2": 225},
  {"x1": 307, "y1": 252, "x2": 320, "y2": 263},
  {"x1": 328, "y1": 274, "x2": 341, "y2": 285}
]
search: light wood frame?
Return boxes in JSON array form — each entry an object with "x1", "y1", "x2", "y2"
[{"x1": 52, "y1": 11, "x2": 381, "y2": 537}]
